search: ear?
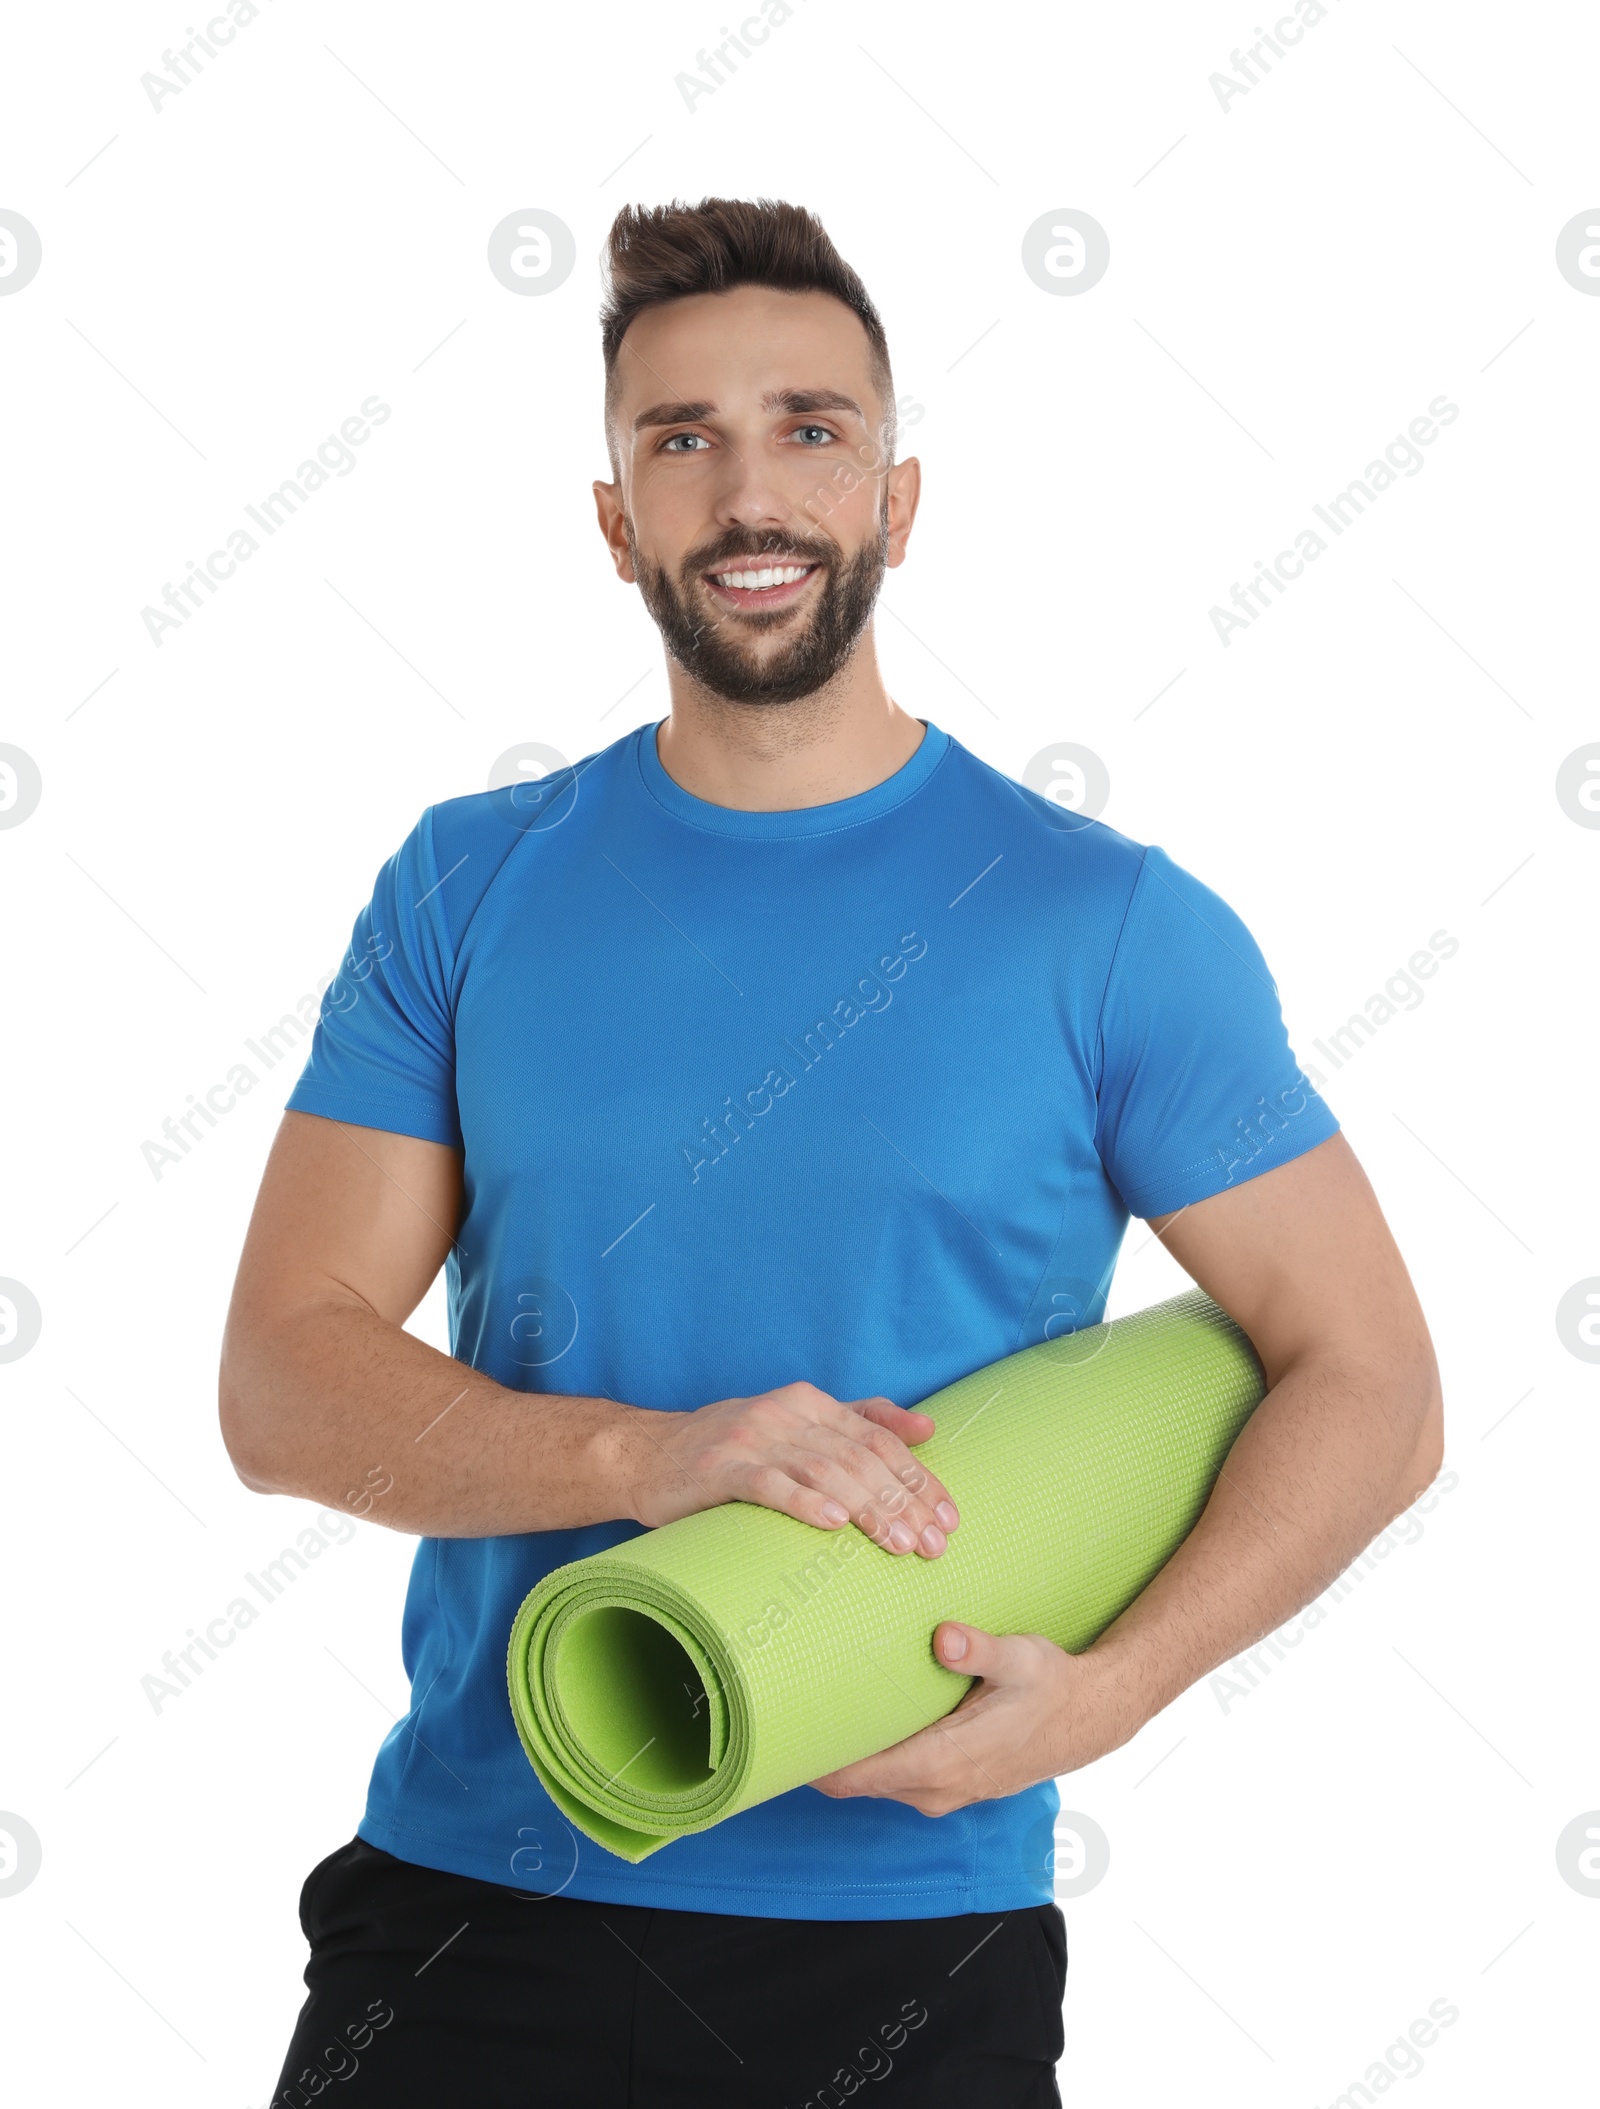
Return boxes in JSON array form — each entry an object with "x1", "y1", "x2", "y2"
[
  {"x1": 592, "y1": 479, "x2": 636, "y2": 583},
  {"x1": 884, "y1": 455, "x2": 921, "y2": 570}
]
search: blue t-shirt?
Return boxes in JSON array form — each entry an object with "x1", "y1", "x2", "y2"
[{"x1": 284, "y1": 718, "x2": 1338, "y2": 1921}]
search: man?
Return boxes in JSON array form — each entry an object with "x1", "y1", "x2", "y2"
[{"x1": 222, "y1": 197, "x2": 1444, "y2": 2107}]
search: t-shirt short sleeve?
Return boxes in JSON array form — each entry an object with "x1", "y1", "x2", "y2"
[
  {"x1": 284, "y1": 805, "x2": 461, "y2": 1149},
  {"x1": 1094, "y1": 844, "x2": 1338, "y2": 1218}
]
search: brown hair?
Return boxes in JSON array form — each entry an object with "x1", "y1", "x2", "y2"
[{"x1": 599, "y1": 196, "x2": 895, "y2": 476}]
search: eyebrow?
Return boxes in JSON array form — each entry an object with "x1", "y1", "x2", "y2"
[{"x1": 631, "y1": 386, "x2": 866, "y2": 434}]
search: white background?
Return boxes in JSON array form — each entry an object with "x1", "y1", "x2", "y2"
[{"x1": 2, "y1": 0, "x2": 1596, "y2": 2100}]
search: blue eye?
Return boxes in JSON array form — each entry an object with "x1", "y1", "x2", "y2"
[
  {"x1": 661, "y1": 432, "x2": 708, "y2": 452},
  {"x1": 793, "y1": 424, "x2": 836, "y2": 445}
]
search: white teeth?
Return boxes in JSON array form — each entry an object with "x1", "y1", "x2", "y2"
[{"x1": 712, "y1": 563, "x2": 812, "y2": 590}]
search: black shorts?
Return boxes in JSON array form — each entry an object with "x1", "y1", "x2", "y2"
[{"x1": 270, "y1": 1836, "x2": 1067, "y2": 2107}]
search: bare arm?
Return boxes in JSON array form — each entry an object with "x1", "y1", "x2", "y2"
[
  {"x1": 218, "y1": 1111, "x2": 961, "y2": 1552},
  {"x1": 811, "y1": 1128, "x2": 1447, "y2": 1810},
  {"x1": 1082, "y1": 1128, "x2": 1445, "y2": 1737}
]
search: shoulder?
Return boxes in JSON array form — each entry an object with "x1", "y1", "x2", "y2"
[
  {"x1": 938, "y1": 733, "x2": 1153, "y2": 910},
  {"x1": 936, "y1": 740, "x2": 1278, "y2": 995},
  {"x1": 421, "y1": 731, "x2": 635, "y2": 948}
]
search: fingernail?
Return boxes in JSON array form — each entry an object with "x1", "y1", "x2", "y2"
[
  {"x1": 821, "y1": 1500, "x2": 849, "y2": 1526},
  {"x1": 935, "y1": 1500, "x2": 959, "y2": 1531},
  {"x1": 888, "y1": 1521, "x2": 916, "y2": 1552},
  {"x1": 919, "y1": 1524, "x2": 945, "y2": 1555},
  {"x1": 942, "y1": 1627, "x2": 969, "y2": 1661}
]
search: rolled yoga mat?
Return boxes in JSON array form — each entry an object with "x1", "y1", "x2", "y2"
[{"x1": 506, "y1": 1286, "x2": 1266, "y2": 1862}]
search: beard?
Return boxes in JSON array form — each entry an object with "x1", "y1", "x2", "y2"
[{"x1": 626, "y1": 509, "x2": 889, "y2": 707}]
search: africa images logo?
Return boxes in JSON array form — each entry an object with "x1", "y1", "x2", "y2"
[{"x1": 679, "y1": 932, "x2": 927, "y2": 1181}]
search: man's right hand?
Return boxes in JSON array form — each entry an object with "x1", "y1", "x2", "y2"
[
  {"x1": 221, "y1": 1113, "x2": 964, "y2": 1548},
  {"x1": 621, "y1": 1384, "x2": 961, "y2": 1556}
]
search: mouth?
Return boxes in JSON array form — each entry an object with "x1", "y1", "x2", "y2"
[{"x1": 701, "y1": 559, "x2": 822, "y2": 612}]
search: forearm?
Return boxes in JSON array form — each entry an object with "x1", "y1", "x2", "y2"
[
  {"x1": 1079, "y1": 1347, "x2": 1444, "y2": 1743},
  {"x1": 219, "y1": 1293, "x2": 642, "y2": 1537}
]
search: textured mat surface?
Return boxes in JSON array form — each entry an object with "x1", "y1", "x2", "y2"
[{"x1": 506, "y1": 1287, "x2": 1265, "y2": 1861}]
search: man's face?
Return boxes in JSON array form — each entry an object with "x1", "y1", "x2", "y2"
[{"x1": 594, "y1": 284, "x2": 918, "y2": 706}]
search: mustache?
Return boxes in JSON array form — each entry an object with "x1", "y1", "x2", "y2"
[{"x1": 690, "y1": 536, "x2": 838, "y2": 574}]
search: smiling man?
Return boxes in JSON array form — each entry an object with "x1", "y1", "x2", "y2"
[{"x1": 224, "y1": 197, "x2": 1443, "y2": 2107}]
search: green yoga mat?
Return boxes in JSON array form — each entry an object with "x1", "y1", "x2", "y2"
[{"x1": 506, "y1": 1286, "x2": 1265, "y2": 1862}]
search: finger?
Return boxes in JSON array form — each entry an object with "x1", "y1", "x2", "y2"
[
  {"x1": 813, "y1": 1722, "x2": 959, "y2": 1800},
  {"x1": 935, "y1": 1620, "x2": 984, "y2": 1671},
  {"x1": 934, "y1": 1622, "x2": 1037, "y2": 1684},
  {"x1": 810, "y1": 1743, "x2": 912, "y2": 1796},
  {"x1": 849, "y1": 1420, "x2": 961, "y2": 1535},
  {"x1": 736, "y1": 1461, "x2": 853, "y2": 1535},
  {"x1": 807, "y1": 1448, "x2": 930, "y2": 1553},
  {"x1": 789, "y1": 1431, "x2": 951, "y2": 1554},
  {"x1": 778, "y1": 1431, "x2": 930, "y2": 1551},
  {"x1": 906, "y1": 1696, "x2": 1013, "y2": 1803},
  {"x1": 850, "y1": 1395, "x2": 938, "y2": 1441},
  {"x1": 810, "y1": 1759, "x2": 888, "y2": 1798}
]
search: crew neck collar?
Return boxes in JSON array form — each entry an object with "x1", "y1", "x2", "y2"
[{"x1": 633, "y1": 717, "x2": 950, "y2": 839}]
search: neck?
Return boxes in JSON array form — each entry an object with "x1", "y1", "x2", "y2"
[{"x1": 653, "y1": 628, "x2": 926, "y2": 812}]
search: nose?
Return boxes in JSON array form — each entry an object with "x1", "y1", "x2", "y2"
[{"x1": 707, "y1": 444, "x2": 810, "y2": 547}]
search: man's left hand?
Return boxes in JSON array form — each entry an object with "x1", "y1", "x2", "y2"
[{"x1": 808, "y1": 1622, "x2": 1137, "y2": 1815}]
